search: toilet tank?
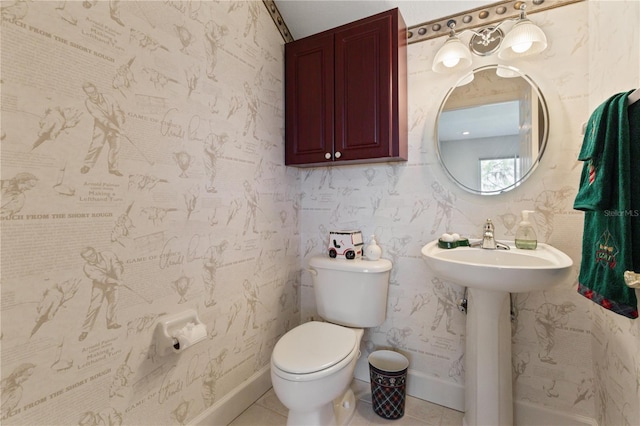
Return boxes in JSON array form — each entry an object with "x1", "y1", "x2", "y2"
[{"x1": 308, "y1": 255, "x2": 392, "y2": 327}]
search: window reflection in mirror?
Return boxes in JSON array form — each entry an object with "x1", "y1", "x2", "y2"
[
  {"x1": 480, "y1": 156, "x2": 520, "y2": 192},
  {"x1": 435, "y1": 65, "x2": 548, "y2": 195}
]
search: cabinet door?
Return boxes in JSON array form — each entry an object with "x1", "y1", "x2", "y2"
[
  {"x1": 285, "y1": 33, "x2": 334, "y2": 165},
  {"x1": 333, "y1": 12, "x2": 394, "y2": 162}
]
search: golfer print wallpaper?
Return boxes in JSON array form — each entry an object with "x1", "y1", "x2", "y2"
[{"x1": 1, "y1": 1, "x2": 639, "y2": 426}]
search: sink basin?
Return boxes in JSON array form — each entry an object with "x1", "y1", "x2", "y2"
[
  {"x1": 421, "y1": 240, "x2": 573, "y2": 292},
  {"x1": 421, "y1": 239, "x2": 574, "y2": 426}
]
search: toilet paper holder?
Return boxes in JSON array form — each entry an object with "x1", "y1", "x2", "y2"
[{"x1": 154, "y1": 309, "x2": 207, "y2": 356}]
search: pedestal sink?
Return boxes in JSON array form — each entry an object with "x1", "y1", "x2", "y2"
[{"x1": 421, "y1": 240, "x2": 573, "y2": 426}]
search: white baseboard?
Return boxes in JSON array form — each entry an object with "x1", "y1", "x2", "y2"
[
  {"x1": 190, "y1": 364, "x2": 597, "y2": 426},
  {"x1": 514, "y1": 400, "x2": 598, "y2": 426},
  {"x1": 355, "y1": 367, "x2": 597, "y2": 426},
  {"x1": 405, "y1": 368, "x2": 465, "y2": 411},
  {"x1": 190, "y1": 365, "x2": 272, "y2": 426}
]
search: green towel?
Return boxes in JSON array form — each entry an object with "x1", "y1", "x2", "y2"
[{"x1": 573, "y1": 90, "x2": 639, "y2": 319}]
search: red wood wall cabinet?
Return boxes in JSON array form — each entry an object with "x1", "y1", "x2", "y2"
[{"x1": 285, "y1": 8, "x2": 408, "y2": 167}]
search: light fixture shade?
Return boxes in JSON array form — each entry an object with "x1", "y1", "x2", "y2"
[
  {"x1": 498, "y1": 19, "x2": 547, "y2": 60},
  {"x1": 432, "y1": 36, "x2": 473, "y2": 73}
]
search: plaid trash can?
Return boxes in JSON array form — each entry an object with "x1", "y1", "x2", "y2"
[{"x1": 368, "y1": 350, "x2": 409, "y2": 420}]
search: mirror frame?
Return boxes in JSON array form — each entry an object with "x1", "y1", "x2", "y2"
[{"x1": 434, "y1": 65, "x2": 549, "y2": 195}]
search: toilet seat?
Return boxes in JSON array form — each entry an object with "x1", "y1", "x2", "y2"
[{"x1": 272, "y1": 322, "x2": 358, "y2": 378}]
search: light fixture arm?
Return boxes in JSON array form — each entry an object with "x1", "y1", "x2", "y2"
[
  {"x1": 432, "y1": 4, "x2": 545, "y2": 74},
  {"x1": 459, "y1": 4, "x2": 527, "y2": 47},
  {"x1": 445, "y1": 19, "x2": 457, "y2": 37}
]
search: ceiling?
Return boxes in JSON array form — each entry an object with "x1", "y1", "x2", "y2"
[
  {"x1": 273, "y1": 0, "x2": 495, "y2": 40},
  {"x1": 439, "y1": 101, "x2": 520, "y2": 141}
]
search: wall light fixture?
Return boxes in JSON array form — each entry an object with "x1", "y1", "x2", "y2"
[
  {"x1": 432, "y1": 20, "x2": 473, "y2": 73},
  {"x1": 432, "y1": 4, "x2": 547, "y2": 73}
]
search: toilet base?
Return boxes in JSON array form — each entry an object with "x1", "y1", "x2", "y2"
[
  {"x1": 334, "y1": 388, "x2": 356, "y2": 425},
  {"x1": 286, "y1": 387, "x2": 356, "y2": 426}
]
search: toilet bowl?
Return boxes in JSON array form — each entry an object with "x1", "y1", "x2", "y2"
[
  {"x1": 271, "y1": 321, "x2": 364, "y2": 426},
  {"x1": 270, "y1": 255, "x2": 392, "y2": 425}
]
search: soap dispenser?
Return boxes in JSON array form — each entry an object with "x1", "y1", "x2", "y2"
[
  {"x1": 364, "y1": 235, "x2": 382, "y2": 260},
  {"x1": 515, "y1": 210, "x2": 537, "y2": 250}
]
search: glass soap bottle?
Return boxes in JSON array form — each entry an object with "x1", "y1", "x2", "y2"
[{"x1": 515, "y1": 210, "x2": 537, "y2": 250}]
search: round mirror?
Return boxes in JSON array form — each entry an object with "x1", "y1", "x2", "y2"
[{"x1": 435, "y1": 65, "x2": 549, "y2": 195}]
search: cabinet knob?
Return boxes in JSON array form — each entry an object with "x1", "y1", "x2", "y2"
[
  {"x1": 335, "y1": 151, "x2": 342, "y2": 159},
  {"x1": 325, "y1": 153, "x2": 332, "y2": 160}
]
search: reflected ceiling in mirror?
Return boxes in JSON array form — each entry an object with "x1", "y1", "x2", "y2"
[{"x1": 435, "y1": 65, "x2": 549, "y2": 195}]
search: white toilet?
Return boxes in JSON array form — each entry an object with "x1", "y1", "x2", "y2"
[{"x1": 271, "y1": 255, "x2": 392, "y2": 426}]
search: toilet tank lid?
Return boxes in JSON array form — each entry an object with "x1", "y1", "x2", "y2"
[
  {"x1": 308, "y1": 256, "x2": 392, "y2": 272},
  {"x1": 272, "y1": 322, "x2": 357, "y2": 374}
]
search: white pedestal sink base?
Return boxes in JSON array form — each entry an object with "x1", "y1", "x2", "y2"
[
  {"x1": 421, "y1": 240, "x2": 574, "y2": 426},
  {"x1": 464, "y1": 288, "x2": 513, "y2": 426}
]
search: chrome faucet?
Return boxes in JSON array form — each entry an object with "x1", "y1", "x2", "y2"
[
  {"x1": 482, "y1": 219, "x2": 497, "y2": 249},
  {"x1": 472, "y1": 219, "x2": 510, "y2": 250}
]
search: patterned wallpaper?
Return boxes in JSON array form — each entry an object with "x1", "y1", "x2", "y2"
[
  {"x1": 1, "y1": 1, "x2": 299, "y2": 425},
  {"x1": 1, "y1": 1, "x2": 638, "y2": 426},
  {"x1": 297, "y1": 1, "x2": 638, "y2": 424},
  {"x1": 585, "y1": 2, "x2": 640, "y2": 424}
]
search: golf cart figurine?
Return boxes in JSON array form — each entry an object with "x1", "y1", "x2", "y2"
[{"x1": 328, "y1": 230, "x2": 363, "y2": 259}]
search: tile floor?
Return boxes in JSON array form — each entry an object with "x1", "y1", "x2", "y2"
[{"x1": 228, "y1": 379, "x2": 464, "y2": 426}]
